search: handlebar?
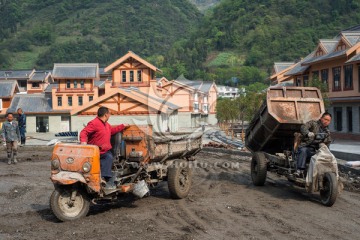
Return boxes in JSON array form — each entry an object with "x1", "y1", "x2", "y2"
[{"x1": 311, "y1": 132, "x2": 328, "y2": 144}]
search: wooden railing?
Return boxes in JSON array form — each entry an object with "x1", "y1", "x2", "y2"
[
  {"x1": 111, "y1": 82, "x2": 150, "y2": 88},
  {"x1": 56, "y1": 87, "x2": 94, "y2": 93}
]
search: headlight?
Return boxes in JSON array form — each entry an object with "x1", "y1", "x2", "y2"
[
  {"x1": 51, "y1": 159, "x2": 60, "y2": 169},
  {"x1": 82, "y1": 162, "x2": 92, "y2": 173}
]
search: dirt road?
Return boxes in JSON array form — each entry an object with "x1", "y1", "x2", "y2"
[{"x1": 0, "y1": 147, "x2": 359, "y2": 240}]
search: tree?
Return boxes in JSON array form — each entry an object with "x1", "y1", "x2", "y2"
[
  {"x1": 245, "y1": 82, "x2": 268, "y2": 93},
  {"x1": 308, "y1": 77, "x2": 330, "y2": 109},
  {"x1": 216, "y1": 98, "x2": 238, "y2": 123},
  {"x1": 243, "y1": 92, "x2": 266, "y2": 122}
]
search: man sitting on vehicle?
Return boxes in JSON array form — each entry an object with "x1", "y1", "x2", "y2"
[
  {"x1": 80, "y1": 107, "x2": 129, "y2": 189},
  {"x1": 295, "y1": 112, "x2": 332, "y2": 178}
]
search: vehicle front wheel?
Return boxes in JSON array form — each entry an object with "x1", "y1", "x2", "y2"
[
  {"x1": 251, "y1": 152, "x2": 267, "y2": 186},
  {"x1": 320, "y1": 172, "x2": 338, "y2": 207},
  {"x1": 50, "y1": 186, "x2": 90, "y2": 222},
  {"x1": 168, "y1": 160, "x2": 192, "y2": 199}
]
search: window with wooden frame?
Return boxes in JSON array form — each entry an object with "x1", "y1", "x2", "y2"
[
  {"x1": 57, "y1": 96, "x2": 62, "y2": 106},
  {"x1": 336, "y1": 41, "x2": 347, "y2": 51},
  {"x1": 66, "y1": 80, "x2": 71, "y2": 88},
  {"x1": 344, "y1": 65, "x2": 353, "y2": 90},
  {"x1": 321, "y1": 69, "x2": 329, "y2": 90},
  {"x1": 130, "y1": 70, "x2": 134, "y2": 82},
  {"x1": 78, "y1": 96, "x2": 83, "y2": 106},
  {"x1": 193, "y1": 102, "x2": 199, "y2": 110},
  {"x1": 296, "y1": 77, "x2": 301, "y2": 86},
  {"x1": 89, "y1": 95, "x2": 93, "y2": 102},
  {"x1": 68, "y1": 96, "x2": 73, "y2": 106},
  {"x1": 122, "y1": 71, "x2": 126, "y2": 82},
  {"x1": 74, "y1": 80, "x2": 78, "y2": 89},
  {"x1": 32, "y1": 82, "x2": 40, "y2": 88},
  {"x1": 137, "y1": 70, "x2": 142, "y2": 82},
  {"x1": 332, "y1": 66, "x2": 341, "y2": 91},
  {"x1": 315, "y1": 48, "x2": 323, "y2": 57},
  {"x1": 80, "y1": 80, "x2": 84, "y2": 88},
  {"x1": 303, "y1": 75, "x2": 309, "y2": 86}
]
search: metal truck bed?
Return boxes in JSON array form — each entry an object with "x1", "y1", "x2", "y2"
[
  {"x1": 115, "y1": 125, "x2": 202, "y2": 163},
  {"x1": 245, "y1": 87, "x2": 325, "y2": 154}
]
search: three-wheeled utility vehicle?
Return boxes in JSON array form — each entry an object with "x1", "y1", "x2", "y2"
[
  {"x1": 50, "y1": 125, "x2": 202, "y2": 221},
  {"x1": 246, "y1": 87, "x2": 340, "y2": 206}
]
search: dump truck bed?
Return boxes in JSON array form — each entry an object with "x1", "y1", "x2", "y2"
[
  {"x1": 245, "y1": 87, "x2": 325, "y2": 154},
  {"x1": 151, "y1": 132, "x2": 202, "y2": 161},
  {"x1": 121, "y1": 125, "x2": 202, "y2": 163}
]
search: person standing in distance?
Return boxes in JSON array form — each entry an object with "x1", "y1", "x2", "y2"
[
  {"x1": 80, "y1": 107, "x2": 129, "y2": 189},
  {"x1": 2, "y1": 113, "x2": 21, "y2": 164},
  {"x1": 17, "y1": 108, "x2": 26, "y2": 146}
]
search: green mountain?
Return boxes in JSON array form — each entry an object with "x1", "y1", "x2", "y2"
[
  {"x1": 1, "y1": 0, "x2": 360, "y2": 86},
  {"x1": 189, "y1": 0, "x2": 221, "y2": 12},
  {"x1": 0, "y1": 0, "x2": 201, "y2": 69},
  {"x1": 166, "y1": 0, "x2": 360, "y2": 84}
]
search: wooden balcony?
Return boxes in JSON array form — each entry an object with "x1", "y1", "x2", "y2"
[
  {"x1": 111, "y1": 81, "x2": 150, "y2": 88},
  {"x1": 56, "y1": 87, "x2": 94, "y2": 93}
]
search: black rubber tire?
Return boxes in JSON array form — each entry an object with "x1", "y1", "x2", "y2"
[
  {"x1": 251, "y1": 152, "x2": 267, "y2": 186},
  {"x1": 50, "y1": 186, "x2": 90, "y2": 222},
  {"x1": 320, "y1": 172, "x2": 338, "y2": 207},
  {"x1": 168, "y1": 160, "x2": 193, "y2": 199}
]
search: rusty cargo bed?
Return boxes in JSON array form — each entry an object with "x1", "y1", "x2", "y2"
[
  {"x1": 114, "y1": 125, "x2": 203, "y2": 163},
  {"x1": 245, "y1": 87, "x2": 325, "y2": 154}
]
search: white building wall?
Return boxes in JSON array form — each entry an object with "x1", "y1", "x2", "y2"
[
  {"x1": 49, "y1": 116, "x2": 62, "y2": 133},
  {"x1": 169, "y1": 111, "x2": 179, "y2": 132},
  {"x1": 178, "y1": 112, "x2": 192, "y2": 128},
  {"x1": 208, "y1": 114, "x2": 218, "y2": 125},
  {"x1": 27, "y1": 116, "x2": 37, "y2": 133},
  {"x1": 178, "y1": 112, "x2": 217, "y2": 129}
]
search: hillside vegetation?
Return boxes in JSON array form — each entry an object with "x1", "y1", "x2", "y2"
[
  {"x1": 1, "y1": 0, "x2": 360, "y2": 86},
  {"x1": 189, "y1": 0, "x2": 221, "y2": 12},
  {"x1": 0, "y1": 0, "x2": 201, "y2": 69},
  {"x1": 166, "y1": 0, "x2": 360, "y2": 84}
]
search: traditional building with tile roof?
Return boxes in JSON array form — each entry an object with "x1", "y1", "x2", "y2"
[
  {"x1": 0, "y1": 81, "x2": 20, "y2": 117},
  {"x1": 270, "y1": 25, "x2": 360, "y2": 138},
  {"x1": 0, "y1": 69, "x2": 34, "y2": 92},
  {"x1": 0, "y1": 51, "x2": 218, "y2": 133},
  {"x1": 158, "y1": 74, "x2": 218, "y2": 128},
  {"x1": 27, "y1": 71, "x2": 53, "y2": 94}
]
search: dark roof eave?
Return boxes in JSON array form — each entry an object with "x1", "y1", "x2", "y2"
[
  {"x1": 284, "y1": 69, "x2": 309, "y2": 77},
  {"x1": 301, "y1": 53, "x2": 347, "y2": 66}
]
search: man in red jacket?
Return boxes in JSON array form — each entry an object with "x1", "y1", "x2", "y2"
[{"x1": 80, "y1": 106, "x2": 129, "y2": 189}]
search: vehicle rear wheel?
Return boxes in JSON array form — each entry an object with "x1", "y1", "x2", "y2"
[
  {"x1": 168, "y1": 160, "x2": 192, "y2": 199},
  {"x1": 50, "y1": 186, "x2": 90, "y2": 222},
  {"x1": 251, "y1": 152, "x2": 267, "y2": 186},
  {"x1": 320, "y1": 172, "x2": 338, "y2": 207}
]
